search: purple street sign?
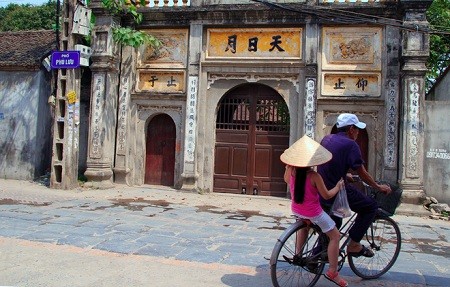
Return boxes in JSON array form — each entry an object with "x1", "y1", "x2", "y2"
[{"x1": 51, "y1": 51, "x2": 80, "y2": 69}]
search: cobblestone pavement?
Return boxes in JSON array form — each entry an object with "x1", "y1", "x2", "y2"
[{"x1": 1, "y1": 179, "x2": 449, "y2": 287}]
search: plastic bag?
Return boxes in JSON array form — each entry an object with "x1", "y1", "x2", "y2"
[{"x1": 331, "y1": 186, "x2": 352, "y2": 218}]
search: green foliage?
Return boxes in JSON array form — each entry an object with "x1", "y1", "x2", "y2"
[
  {"x1": 102, "y1": 0, "x2": 161, "y2": 48},
  {"x1": 0, "y1": 1, "x2": 58, "y2": 31},
  {"x1": 426, "y1": 0, "x2": 450, "y2": 90},
  {"x1": 112, "y1": 26, "x2": 161, "y2": 48}
]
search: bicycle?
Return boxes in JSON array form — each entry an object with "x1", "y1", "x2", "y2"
[{"x1": 270, "y1": 180, "x2": 402, "y2": 287}]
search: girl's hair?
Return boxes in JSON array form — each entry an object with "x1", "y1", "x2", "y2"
[{"x1": 294, "y1": 167, "x2": 309, "y2": 203}]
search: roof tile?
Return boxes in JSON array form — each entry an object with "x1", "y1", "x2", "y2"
[{"x1": 0, "y1": 30, "x2": 57, "y2": 70}]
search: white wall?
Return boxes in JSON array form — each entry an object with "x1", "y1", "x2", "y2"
[
  {"x1": 0, "y1": 70, "x2": 52, "y2": 180},
  {"x1": 424, "y1": 101, "x2": 450, "y2": 204}
]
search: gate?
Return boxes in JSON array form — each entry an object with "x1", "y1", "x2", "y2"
[
  {"x1": 214, "y1": 84, "x2": 289, "y2": 197},
  {"x1": 145, "y1": 114, "x2": 175, "y2": 186}
]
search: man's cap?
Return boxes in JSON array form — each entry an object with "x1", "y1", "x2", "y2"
[
  {"x1": 280, "y1": 135, "x2": 332, "y2": 167},
  {"x1": 336, "y1": 113, "x2": 366, "y2": 129}
]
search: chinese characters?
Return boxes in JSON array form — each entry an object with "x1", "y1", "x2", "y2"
[{"x1": 225, "y1": 34, "x2": 286, "y2": 54}]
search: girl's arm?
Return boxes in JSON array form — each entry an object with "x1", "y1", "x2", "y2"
[
  {"x1": 310, "y1": 172, "x2": 343, "y2": 200},
  {"x1": 284, "y1": 165, "x2": 294, "y2": 184}
]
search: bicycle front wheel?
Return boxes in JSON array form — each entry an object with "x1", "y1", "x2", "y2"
[
  {"x1": 348, "y1": 215, "x2": 401, "y2": 279},
  {"x1": 270, "y1": 220, "x2": 325, "y2": 287}
]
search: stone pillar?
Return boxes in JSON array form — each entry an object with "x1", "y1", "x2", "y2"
[
  {"x1": 113, "y1": 46, "x2": 134, "y2": 185},
  {"x1": 181, "y1": 23, "x2": 202, "y2": 191},
  {"x1": 304, "y1": 15, "x2": 319, "y2": 139},
  {"x1": 84, "y1": 1, "x2": 121, "y2": 188},
  {"x1": 399, "y1": 5, "x2": 430, "y2": 203}
]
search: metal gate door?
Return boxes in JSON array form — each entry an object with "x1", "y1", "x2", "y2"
[
  {"x1": 214, "y1": 84, "x2": 289, "y2": 197},
  {"x1": 145, "y1": 114, "x2": 175, "y2": 186}
]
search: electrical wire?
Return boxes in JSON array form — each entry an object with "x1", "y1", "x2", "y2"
[{"x1": 251, "y1": 0, "x2": 450, "y2": 36}]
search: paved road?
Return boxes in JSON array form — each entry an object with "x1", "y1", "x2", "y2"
[{"x1": 0, "y1": 179, "x2": 449, "y2": 286}]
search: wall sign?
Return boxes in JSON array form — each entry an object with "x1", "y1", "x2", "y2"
[
  {"x1": 321, "y1": 73, "x2": 381, "y2": 97},
  {"x1": 51, "y1": 51, "x2": 80, "y2": 69},
  {"x1": 207, "y1": 28, "x2": 302, "y2": 59}
]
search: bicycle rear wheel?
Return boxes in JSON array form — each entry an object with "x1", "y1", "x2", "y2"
[
  {"x1": 348, "y1": 215, "x2": 401, "y2": 279},
  {"x1": 270, "y1": 220, "x2": 325, "y2": 287}
]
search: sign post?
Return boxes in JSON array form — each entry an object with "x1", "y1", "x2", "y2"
[{"x1": 51, "y1": 51, "x2": 80, "y2": 69}]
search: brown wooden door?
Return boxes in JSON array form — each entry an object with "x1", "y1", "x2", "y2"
[
  {"x1": 331, "y1": 125, "x2": 369, "y2": 170},
  {"x1": 145, "y1": 114, "x2": 175, "y2": 186},
  {"x1": 214, "y1": 84, "x2": 289, "y2": 197}
]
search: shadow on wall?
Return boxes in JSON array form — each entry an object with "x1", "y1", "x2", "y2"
[{"x1": 0, "y1": 70, "x2": 52, "y2": 180}]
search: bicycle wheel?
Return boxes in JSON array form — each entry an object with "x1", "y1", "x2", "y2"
[
  {"x1": 348, "y1": 215, "x2": 401, "y2": 279},
  {"x1": 270, "y1": 220, "x2": 325, "y2": 287}
]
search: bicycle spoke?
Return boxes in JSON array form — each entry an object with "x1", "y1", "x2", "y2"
[
  {"x1": 271, "y1": 222, "x2": 325, "y2": 287},
  {"x1": 348, "y1": 216, "x2": 401, "y2": 279}
]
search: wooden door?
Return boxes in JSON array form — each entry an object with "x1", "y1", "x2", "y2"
[
  {"x1": 214, "y1": 84, "x2": 289, "y2": 197},
  {"x1": 145, "y1": 114, "x2": 175, "y2": 186}
]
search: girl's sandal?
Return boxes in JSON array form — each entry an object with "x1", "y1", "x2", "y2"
[{"x1": 325, "y1": 270, "x2": 348, "y2": 287}]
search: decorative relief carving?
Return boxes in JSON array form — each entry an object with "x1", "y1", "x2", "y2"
[
  {"x1": 137, "y1": 29, "x2": 188, "y2": 68},
  {"x1": 338, "y1": 38, "x2": 370, "y2": 60},
  {"x1": 137, "y1": 104, "x2": 183, "y2": 113},
  {"x1": 207, "y1": 73, "x2": 300, "y2": 92},
  {"x1": 94, "y1": 31, "x2": 108, "y2": 54},
  {"x1": 322, "y1": 27, "x2": 382, "y2": 71}
]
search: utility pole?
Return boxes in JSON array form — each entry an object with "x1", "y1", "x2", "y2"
[{"x1": 50, "y1": 0, "x2": 81, "y2": 189}]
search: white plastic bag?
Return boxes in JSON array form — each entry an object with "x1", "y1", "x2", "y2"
[{"x1": 331, "y1": 186, "x2": 352, "y2": 218}]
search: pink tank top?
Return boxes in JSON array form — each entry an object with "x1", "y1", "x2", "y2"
[{"x1": 290, "y1": 171, "x2": 323, "y2": 217}]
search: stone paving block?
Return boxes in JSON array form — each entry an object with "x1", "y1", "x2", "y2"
[
  {"x1": 136, "y1": 243, "x2": 186, "y2": 258},
  {"x1": 56, "y1": 234, "x2": 106, "y2": 248},
  {"x1": 175, "y1": 246, "x2": 227, "y2": 263}
]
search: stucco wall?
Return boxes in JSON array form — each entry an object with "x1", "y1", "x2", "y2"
[
  {"x1": 0, "y1": 70, "x2": 52, "y2": 180},
  {"x1": 433, "y1": 72, "x2": 450, "y2": 101},
  {"x1": 424, "y1": 101, "x2": 450, "y2": 204}
]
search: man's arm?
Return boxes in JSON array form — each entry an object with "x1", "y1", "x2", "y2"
[{"x1": 355, "y1": 165, "x2": 392, "y2": 194}]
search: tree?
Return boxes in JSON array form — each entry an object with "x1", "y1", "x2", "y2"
[
  {"x1": 426, "y1": 0, "x2": 450, "y2": 90},
  {"x1": 101, "y1": 0, "x2": 161, "y2": 48},
  {"x1": 0, "y1": 1, "x2": 58, "y2": 31}
]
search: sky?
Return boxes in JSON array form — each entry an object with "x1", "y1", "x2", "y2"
[{"x1": 0, "y1": 0, "x2": 50, "y2": 7}]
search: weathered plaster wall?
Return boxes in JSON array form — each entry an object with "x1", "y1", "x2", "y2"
[
  {"x1": 0, "y1": 71, "x2": 52, "y2": 180},
  {"x1": 433, "y1": 72, "x2": 450, "y2": 101},
  {"x1": 424, "y1": 101, "x2": 450, "y2": 204}
]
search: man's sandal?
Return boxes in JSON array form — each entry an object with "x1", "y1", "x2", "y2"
[
  {"x1": 325, "y1": 270, "x2": 348, "y2": 287},
  {"x1": 348, "y1": 244, "x2": 374, "y2": 258}
]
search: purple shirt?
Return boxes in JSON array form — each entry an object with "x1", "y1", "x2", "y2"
[{"x1": 317, "y1": 132, "x2": 364, "y2": 193}]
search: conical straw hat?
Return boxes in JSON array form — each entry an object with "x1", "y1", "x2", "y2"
[{"x1": 280, "y1": 135, "x2": 332, "y2": 167}]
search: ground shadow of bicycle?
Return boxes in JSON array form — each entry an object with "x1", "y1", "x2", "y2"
[{"x1": 221, "y1": 265, "x2": 450, "y2": 287}]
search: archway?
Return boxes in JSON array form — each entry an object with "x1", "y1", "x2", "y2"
[
  {"x1": 214, "y1": 83, "x2": 290, "y2": 197},
  {"x1": 145, "y1": 114, "x2": 175, "y2": 186}
]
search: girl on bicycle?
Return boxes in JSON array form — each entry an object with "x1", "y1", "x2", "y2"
[{"x1": 281, "y1": 135, "x2": 348, "y2": 287}]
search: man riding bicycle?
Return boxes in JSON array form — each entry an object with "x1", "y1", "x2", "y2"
[{"x1": 317, "y1": 113, "x2": 391, "y2": 258}]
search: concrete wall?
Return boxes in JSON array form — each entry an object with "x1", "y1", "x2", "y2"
[
  {"x1": 0, "y1": 70, "x2": 52, "y2": 180},
  {"x1": 424, "y1": 101, "x2": 450, "y2": 204}
]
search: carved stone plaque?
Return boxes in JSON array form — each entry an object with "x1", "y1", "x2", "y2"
[
  {"x1": 137, "y1": 70, "x2": 185, "y2": 93},
  {"x1": 321, "y1": 72, "x2": 381, "y2": 97},
  {"x1": 206, "y1": 28, "x2": 302, "y2": 59},
  {"x1": 322, "y1": 27, "x2": 382, "y2": 71}
]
